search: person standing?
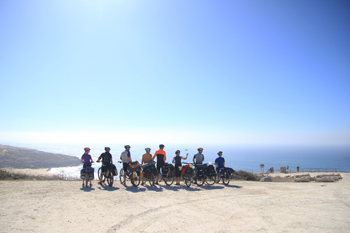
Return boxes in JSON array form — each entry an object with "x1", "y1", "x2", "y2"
[
  {"x1": 193, "y1": 147, "x2": 205, "y2": 164},
  {"x1": 215, "y1": 151, "x2": 225, "y2": 183},
  {"x1": 96, "y1": 147, "x2": 116, "y2": 185},
  {"x1": 120, "y1": 145, "x2": 132, "y2": 185},
  {"x1": 141, "y1": 147, "x2": 153, "y2": 185},
  {"x1": 172, "y1": 150, "x2": 188, "y2": 185},
  {"x1": 81, "y1": 147, "x2": 94, "y2": 187},
  {"x1": 153, "y1": 144, "x2": 166, "y2": 185}
]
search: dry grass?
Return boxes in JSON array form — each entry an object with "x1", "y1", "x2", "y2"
[
  {"x1": 231, "y1": 170, "x2": 261, "y2": 181},
  {"x1": 0, "y1": 169, "x2": 63, "y2": 181}
]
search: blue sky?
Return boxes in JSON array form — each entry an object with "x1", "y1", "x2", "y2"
[{"x1": 0, "y1": 0, "x2": 349, "y2": 145}]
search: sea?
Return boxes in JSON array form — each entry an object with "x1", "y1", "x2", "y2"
[{"x1": 5, "y1": 142, "x2": 350, "y2": 179}]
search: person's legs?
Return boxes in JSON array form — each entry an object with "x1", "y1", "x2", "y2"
[
  {"x1": 123, "y1": 163, "x2": 128, "y2": 185},
  {"x1": 156, "y1": 164, "x2": 161, "y2": 184}
]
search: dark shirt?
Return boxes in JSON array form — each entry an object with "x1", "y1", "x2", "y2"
[{"x1": 100, "y1": 152, "x2": 112, "y2": 166}]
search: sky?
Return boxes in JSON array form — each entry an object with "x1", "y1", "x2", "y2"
[{"x1": 0, "y1": 0, "x2": 349, "y2": 146}]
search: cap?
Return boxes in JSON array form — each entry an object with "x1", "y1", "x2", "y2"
[{"x1": 105, "y1": 147, "x2": 110, "y2": 150}]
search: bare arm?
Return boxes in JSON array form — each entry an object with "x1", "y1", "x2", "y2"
[{"x1": 184, "y1": 153, "x2": 188, "y2": 160}]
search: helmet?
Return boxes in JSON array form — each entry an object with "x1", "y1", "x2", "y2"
[
  {"x1": 105, "y1": 147, "x2": 110, "y2": 150},
  {"x1": 197, "y1": 147, "x2": 203, "y2": 151},
  {"x1": 175, "y1": 150, "x2": 180, "y2": 154},
  {"x1": 217, "y1": 151, "x2": 223, "y2": 155},
  {"x1": 84, "y1": 147, "x2": 90, "y2": 151},
  {"x1": 145, "y1": 147, "x2": 151, "y2": 152},
  {"x1": 159, "y1": 144, "x2": 165, "y2": 148},
  {"x1": 124, "y1": 145, "x2": 131, "y2": 149}
]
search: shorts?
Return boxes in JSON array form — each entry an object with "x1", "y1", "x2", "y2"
[
  {"x1": 216, "y1": 167, "x2": 223, "y2": 173},
  {"x1": 102, "y1": 163, "x2": 110, "y2": 173},
  {"x1": 175, "y1": 166, "x2": 181, "y2": 177},
  {"x1": 123, "y1": 163, "x2": 129, "y2": 172},
  {"x1": 157, "y1": 162, "x2": 164, "y2": 173}
]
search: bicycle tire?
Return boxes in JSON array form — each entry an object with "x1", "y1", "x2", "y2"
[
  {"x1": 85, "y1": 173, "x2": 89, "y2": 187},
  {"x1": 98, "y1": 167, "x2": 101, "y2": 180},
  {"x1": 165, "y1": 172, "x2": 175, "y2": 186},
  {"x1": 107, "y1": 172, "x2": 113, "y2": 186},
  {"x1": 205, "y1": 175, "x2": 216, "y2": 185},
  {"x1": 223, "y1": 172, "x2": 230, "y2": 185},
  {"x1": 149, "y1": 173, "x2": 155, "y2": 187},
  {"x1": 184, "y1": 174, "x2": 192, "y2": 187},
  {"x1": 196, "y1": 176, "x2": 204, "y2": 186},
  {"x1": 131, "y1": 171, "x2": 141, "y2": 187},
  {"x1": 119, "y1": 168, "x2": 125, "y2": 184}
]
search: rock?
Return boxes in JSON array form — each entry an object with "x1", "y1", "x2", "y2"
[
  {"x1": 316, "y1": 177, "x2": 336, "y2": 182},
  {"x1": 260, "y1": 177, "x2": 272, "y2": 182},
  {"x1": 295, "y1": 177, "x2": 310, "y2": 182}
]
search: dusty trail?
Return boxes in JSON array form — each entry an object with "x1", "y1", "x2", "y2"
[{"x1": 0, "y1": 173, "x2": 349, "y2": 233}]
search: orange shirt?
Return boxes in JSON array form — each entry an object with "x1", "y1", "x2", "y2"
[{"x1": 153, "y1": 149, "x2": 166, "y2": 162}]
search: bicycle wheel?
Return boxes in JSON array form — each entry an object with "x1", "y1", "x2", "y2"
[
  {"x1": 205, "y1": 175, "x2": 216, "y2": 185},
  {"x1": 223, "y1": 172, "x2": 230, "y2": 185},
  {"x1": 131, "y1": 171, "x2": 141, "y2": 187},
  {"x1": 184, "y1": 174, "x2": 192, "y2": 187},
  {"x1": 196, "y1": 175, "x2": 204, "y2": 186},
  {"x1": 106, "y1": 172, "x2": 113, "y2": 186},
  {"x1": 148, "y1": 173, "x2": 155, "y2": 187},
  {"x1": 98, "y1": 167, "x2": 101, "y2": 180},
  {"x1": 119, "y1": 169, "x2": 125, "y2": 184},
  {"x1": 85, "y1": 173, "x2": 89, "y2": 187},
  {"x1": 165, "y1": 172, "x2": 175, "y2": 186}
]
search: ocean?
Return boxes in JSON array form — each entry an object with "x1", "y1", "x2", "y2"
[{"x1": 6, "y1": 143, "x2": 350, "y2": 179}]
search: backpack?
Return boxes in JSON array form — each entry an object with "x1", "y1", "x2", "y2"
[
  {"x1": 206, "y1": 164, "x2": 216, "y2": 176},
  {"x1": 128, "y1": 161, "x2": 141, "y2": 172},
  {"x1": 219, "y1": 167, "x2": 234, "y2": 174},
  {"x1": 142, "y1": 161, "x2": 156, "y2": 170},
  {"x1": 81, "y1": 167, "x2": 94, "y2": 180}
]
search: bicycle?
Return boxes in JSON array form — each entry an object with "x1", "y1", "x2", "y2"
[
  {"x1": 141, "y1": 161, "x2": 157, "y2": 187},
  {"x1": 182, "y1": 163, "x2": 194, "y2": 187},
  {"x1": 218, "y1": 167, "x2": 234, "y2": 185},
  {"x1": 158, "y1": 162, "x2": 175, "y2": 186},
  {"x1": 81, "y1": 164, "x2": 94, "y2": 188},
  {"x1": 119, "y1": 161, "x2": 141, "y2": 187},
  {"x1": 191, "y1": 163, "x2": 217, "y2": 186},
  {"x1": 97, "y1": 161, "x2": 114, "y2": 186}
]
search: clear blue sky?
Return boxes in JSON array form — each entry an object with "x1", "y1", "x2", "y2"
[{"x1": 0, "y1": 0, "x2": 349, "y2": 145}]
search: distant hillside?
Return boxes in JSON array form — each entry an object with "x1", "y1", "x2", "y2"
[{"x1": 0, "y1": 144, "x2": 81, "y2": 169}]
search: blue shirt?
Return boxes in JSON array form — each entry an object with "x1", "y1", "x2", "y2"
[{"x1": 215, "y1": 157, "x2": 225, "y2": 169}]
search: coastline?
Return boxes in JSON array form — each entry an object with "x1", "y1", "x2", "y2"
[{"x1": 0, "y1": 172, "x2": 349, "y2": 232}]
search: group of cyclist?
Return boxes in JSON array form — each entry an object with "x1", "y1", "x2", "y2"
[{"x1": 81, "y1": 144, "x2": 226, "y2": 186}]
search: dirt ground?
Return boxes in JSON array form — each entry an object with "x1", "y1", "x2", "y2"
[{"x1": 0, "y1": 172, "x2": 349, "y2": 233}]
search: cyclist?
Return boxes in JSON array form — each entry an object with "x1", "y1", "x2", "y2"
[
  {"x1": 172, "y1": 150, "x2": 188, "y2": 185},
  {"x1": 141, "y1": 147, "x2": 153, "y2": 185},
  {"x1": 193, "y1": 147, "x2": 205, "y2": 164},
  {"x1": 81, "y1": 147, "x2": 94, "y2": 187},
  {"x1": 153, "y1": 144, "x2": 166, "y2": 185},
  {"x1": 120, "y1": 145, "x2": 132, "y2": 185},
  {"x1": 215, "y1": 151, "x2": 225, "y2": 183},
  {"x1": 96, "y1": 147, "x2": 116, "y2": 185}
]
